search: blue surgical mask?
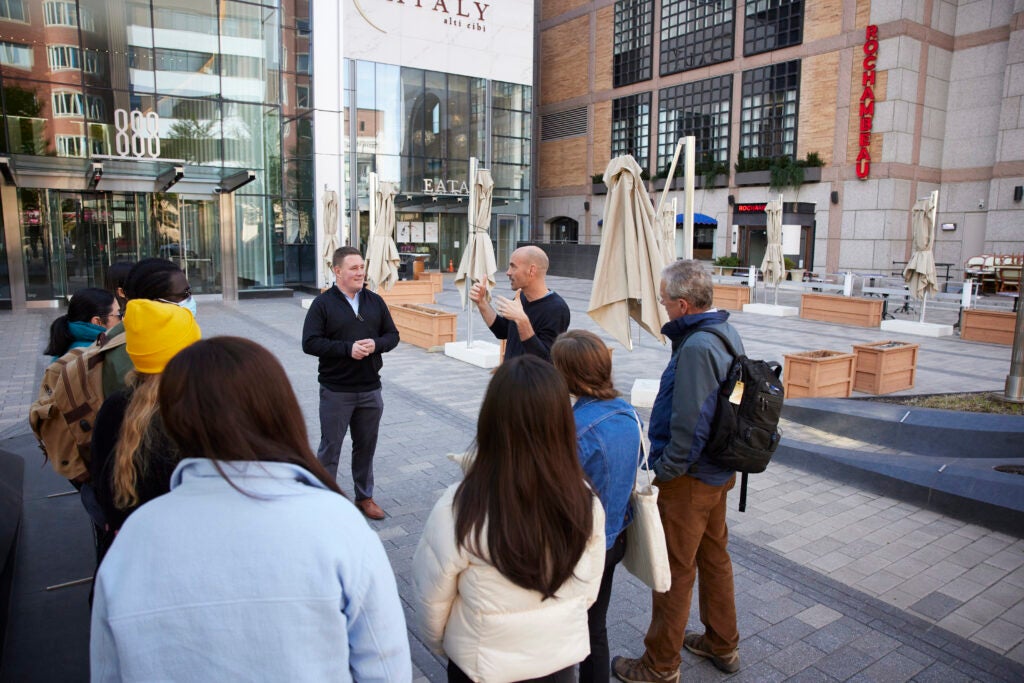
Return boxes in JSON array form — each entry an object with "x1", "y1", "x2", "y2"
[{"x1": 178, "y1": 295, "x2": 197, "y2": 318}]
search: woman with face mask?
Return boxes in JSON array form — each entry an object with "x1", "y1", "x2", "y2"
[
  {"x1": 89, "y1": 300, "x2": 201, "y2": 556},
  {"x1": 100, "y1": 257, "x2": 195, "y2": 398},
  {"x1": 44, "y1": 287, "x2": 120, "y2": 360}
]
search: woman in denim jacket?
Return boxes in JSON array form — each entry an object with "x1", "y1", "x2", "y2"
[{"x1": 553, "y1": 330, "x2": 642, "y2": 683}]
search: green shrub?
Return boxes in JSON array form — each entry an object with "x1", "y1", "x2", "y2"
[{"x1": 713, "y1": 255, "x2": 740, "y2": 267}]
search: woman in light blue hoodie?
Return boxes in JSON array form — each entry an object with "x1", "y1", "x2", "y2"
[{"x1": 90, "y1": 337, "x2": 411, "y2": 682}]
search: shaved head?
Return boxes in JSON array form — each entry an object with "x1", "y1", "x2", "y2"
[{"x1": 514, "y1": 246, "x2": 549, "y2": 274}]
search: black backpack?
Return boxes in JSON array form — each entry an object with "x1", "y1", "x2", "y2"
[{"x1": 688, "y1": 327, "x2": 785, "y2": 512}]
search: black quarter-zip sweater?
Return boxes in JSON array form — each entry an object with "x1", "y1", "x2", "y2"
[{"x1": 301, "y1": 284, "x2": 400, "y2": 392}]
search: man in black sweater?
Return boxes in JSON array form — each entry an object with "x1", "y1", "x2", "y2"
[
  {"x1": 469, "y1": 245, "x2": 570, "y2": 362},
  {"x1": 302, "y1": 246, "x2": 399, "y2": 520}
]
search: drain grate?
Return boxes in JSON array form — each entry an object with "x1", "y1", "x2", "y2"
[{"x1": 994, "y1": 465, "x2": 1024, "y2": 475}]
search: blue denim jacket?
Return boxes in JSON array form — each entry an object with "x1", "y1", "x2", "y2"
[{"x1": 573, "y1": 396, "x2": 642, "y2": 549}]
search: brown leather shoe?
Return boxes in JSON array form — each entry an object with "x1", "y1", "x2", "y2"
[{"x1": 356, "y1": 497, "x2": 386, "y2": 520}]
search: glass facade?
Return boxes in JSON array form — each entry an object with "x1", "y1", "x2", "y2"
[
  {"x1": 0, "y1": 0, "x2": 311, "y2": 305},
  {"x1": 743, "y1": 0, "x2": 804, "y2": 57},
  {"x1": 660, "y1": 0, "x2": 734, "y2": 76},
  {"x1": 344, "y1": 59, "x2": 531, "y2": 272},
  {"x1": 740, "y1": 60, "x2": 800, "y2": 160},
  {"x1": 611, "y1": 92, "x2": 651, "y2": 168},
  {"x1": 613, "y1": 0, "x2": 653, "y2": 87},
  {"x1": 657, "y1": 75, "x2": 731, "y2": 174}
]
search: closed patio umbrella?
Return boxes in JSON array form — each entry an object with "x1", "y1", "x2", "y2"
[
  {"x1": 320, "y1": 188, "x2": 339, "y2": 288},
  {"x1": 588, "y1": 155, "x2": 669, "y2": 350},
  {"x1": 365, "y1": 174, "x2": 400, "y2": 292},
  {"x1": 656, "y1": 199, "x2": 677, "y2": 263},
  {"x1": 903, "y1": 190, "x2": 939, "y2": 321},
  {"x1": 454, "y1": 161, "x2": 496, "y2": 346},
  {"x1": 760, "y1": 196, "x2": 785, "y2": 304}
]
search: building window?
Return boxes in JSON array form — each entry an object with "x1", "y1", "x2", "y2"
[
  {"x1": 44, "y1": 1, "x2": 94, "y2": 31},
  {"x1": 51, "y1": 91, "x2": 83, "y2": 117},
  {"x1": 297, "y1": 85, "x2": 309, "y2": 108},
  {"x1": 155, "y1": 49, "x2": 218, "y2": 74},
  {"x1": 551, "y1": 217, "x2": 579, "y2": 244},
  {"x1": 740, "y1": 60, "x2": 800, "y2": 160},
  {"x1": 47, "y1": 44, "x2": 79, "y2": 70},
  {"x1": 613, "y1": 0, "x2": 653, "y2": 87},
  {"x1": 0, "y1": 0, "x2": 27, "y2": 22},
  {"x1": 657, "y1": 75, "x2": 731, "y2": 174},
  {"x1": 744, "y1": 0, "x2": 803, "y2": 56},
  {"x1": 661, "y1": 0, "x2": 734, "y2": 76},
  {"x1": 296, "y1": 52, "x2": 310, "y2": 74},
  {"x1": 611, "y1": 92, "x2": 651, "y2": 168},
  {"x1": 0, "y1": 40, "x2": 32, "y2": 68},
  {"x1": 56, "y1": 134, "x2": 87, "y2": 157}
]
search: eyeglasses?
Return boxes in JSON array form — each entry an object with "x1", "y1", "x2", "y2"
[
  {"x1": 101, "y1": 312, "x2": 123, "y2": 321},
  {"x1": 158, "y1": 287, "x2": 192, "y2": 303}
]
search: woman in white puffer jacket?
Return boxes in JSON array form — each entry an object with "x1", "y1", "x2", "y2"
[{"x1": 413, "y1": 355, "x2": 606, "y2": 683}]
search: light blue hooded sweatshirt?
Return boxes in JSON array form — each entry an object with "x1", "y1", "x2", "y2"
[{"x1": 90, "y1": 458, "x2": 412, "y2": 682}]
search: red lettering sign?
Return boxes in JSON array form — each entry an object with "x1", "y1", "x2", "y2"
[
  {"x1": 736, "y1": 204, "x2": 767, "y2": 213},
  {"x1": 857, "y1": 25, "x2": 878, "y2": 179}
]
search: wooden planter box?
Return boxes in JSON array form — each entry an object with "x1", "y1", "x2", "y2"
[
  {"x1": 852, "y1": 340, "x2": 919, "y2": 394},
  {"x1": 379, "y1": 280, "x2": 436, "y2": 306},
  {"x1": 713, "y1": 284, "x2": 751, "y2": 310},
  {"x1": 419, "y1": 271, "x2": 444, "y2": 293},
  {"x1": 783, "y1": 349, "x2": 856, "y2": 398},
  {"x1": 960, "y1": 308, "x2": 1016, "y2": 345},
  {"x1": 390, "y1": 304, "x2": 456, "y2": 350},
  {"x1": 800, "y1": 293, "x2": 883, "y2": 328}
]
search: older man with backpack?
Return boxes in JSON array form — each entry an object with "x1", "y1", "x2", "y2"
[{"x1": 613, "y1": 259, "x2": 757, "y2": 683}]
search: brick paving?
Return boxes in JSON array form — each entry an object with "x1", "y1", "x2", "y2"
[{"x1": 1, "y1": 274, "x2": 1022, "y2": 681}]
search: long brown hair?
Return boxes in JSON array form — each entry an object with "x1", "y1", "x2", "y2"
[
  {"x1": 158, "y1": 337, "x2": 343, "y2": 495},
  {"x1": 454, "y1": 355, "x2": 593, "y2": 599},
  {"x1": 551, "y1": 330, "x2": 618, "y2": 400}
]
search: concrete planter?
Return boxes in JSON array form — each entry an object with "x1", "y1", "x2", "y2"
[
  {"x1": 960, "y1": 308, "x2": 1015, "y2": 345},
  {"x1": 852, "y1": 340, "x2": 919, "y2": 394},
  {"x1": 734, "y1": 170, "x2": 771, "y2": 186},
  {"x1": 379, "y1": 280, "x2": 436, "y2": 306},
  {"x1": 800, "y1": 293, "x2": 883, "y2": 328},
  {"x1": 390, "y1": 304, "x2": 456, "y2": 350},
  {"x1": 783, "y1": 349, "x2": 855, "y2": 398},
  {"x1": 713, "y1": 284, "x2": 751, "y2": 310},
  {"x1": 591, "y1": 182, "x2": 607, "y2": 195}
]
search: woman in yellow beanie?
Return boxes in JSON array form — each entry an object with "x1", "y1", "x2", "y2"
[{"x1": 89, "y1": 299, "x2": 201, "y2": 551}]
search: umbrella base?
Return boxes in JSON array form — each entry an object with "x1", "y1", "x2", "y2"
[
  {"x1": 743, "y1": 303, "x2": 798, "y2": 317},
  {"x1": 630, "y1": 378, "x2": 661, "y2": 408},
  {"x1": 444, "y1": 340, "x2": 501, "y2": 369},
  {"x1": 880, "y1": 320, "x2": 954, "y2": 338}
]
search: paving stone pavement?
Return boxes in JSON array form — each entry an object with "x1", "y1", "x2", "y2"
[{"x1": 1, "y1": 274, "x2": 1022, "y2": 681}]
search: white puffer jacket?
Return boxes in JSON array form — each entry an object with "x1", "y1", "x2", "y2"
[{"x1": 412, "y1": 483, "x2": 606, "y2": 683}]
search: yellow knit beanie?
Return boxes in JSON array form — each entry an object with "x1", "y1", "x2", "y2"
[{"x1": 125, "y1": 299, "x2": 202, "y2": 374}]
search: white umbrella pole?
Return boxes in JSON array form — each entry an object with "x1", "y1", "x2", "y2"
[
  {"x1": 467, "y1": 157, "x2": 478, "y2": 348},
  {"x1": 368, "y1": 172, "x2": 377, "y2": 248},
  {"x1": 683, "y1": 136, "x2": 695, "y2": 260},
  {"x1": 920, "y1": 291, "x2": 928, "y2": 322},
  {"x1": 656, "y1": 139, "x2": 684, "y2": 217}
]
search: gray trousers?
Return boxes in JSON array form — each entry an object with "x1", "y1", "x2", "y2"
[{"x1": 316, "y1": 386, "x2": 383, "y2": 501}]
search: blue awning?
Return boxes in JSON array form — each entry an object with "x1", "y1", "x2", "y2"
[{"x1": 677, "y1": 213, "x2": 717, "y2": 225}]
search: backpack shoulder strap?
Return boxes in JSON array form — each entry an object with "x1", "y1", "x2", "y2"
[{"x1": 681, "y1": 325, "x2": 739, "y2": 359}]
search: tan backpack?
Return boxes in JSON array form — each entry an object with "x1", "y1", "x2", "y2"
[{"x1": 28, "y1": 332, "x2": 126, "y2": 482}]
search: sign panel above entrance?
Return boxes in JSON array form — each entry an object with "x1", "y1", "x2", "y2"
[{"x1": 343, "y1": 0, "x2": 533, "y2": 84}]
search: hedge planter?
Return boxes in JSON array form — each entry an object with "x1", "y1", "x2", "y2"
[
  {"x1": 735, "y1": 170, "x2": 771, "y2": 187},
  {"x1": 783, "y1": 349, "x2": 855, "y2": 398},
  {"x1": 852, "y1": 340, "x2": 919, "y2": 394},
  {"x1": 713, "y1": 284, "x2": 751, "y2": 310},
  {"x1": 960, "y1": 308, "x2": 1015, "y2": 345},
  {"x1": 800, "y1": 293, "x2": 883, "y2": 328},
  {"x1": 390, "y1": 304, "x2": 456, "y2": 350},
  {"x1": 379, "y1": 280, "x2": 436, "y2": 306},
  {"x1": 591, "y1": 182, "x2": 607, "y2": 195}
]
